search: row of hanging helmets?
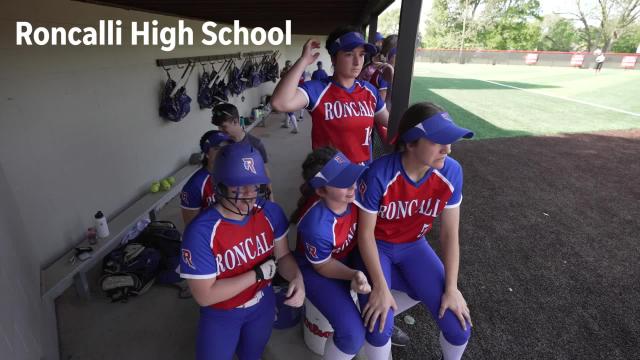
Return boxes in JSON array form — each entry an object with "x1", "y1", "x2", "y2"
[{"x1": 159, "y1": 50, "x2": 280, "y2": 122}]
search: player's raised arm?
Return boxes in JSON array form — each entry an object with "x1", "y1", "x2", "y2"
[{"x1": 270, "y1": 39, "x2": 320, "y2": 112}]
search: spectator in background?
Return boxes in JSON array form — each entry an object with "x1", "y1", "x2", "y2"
[
  {"x1": 280, "y1": 60, "x2": 302, "y2": 133},
  {"x1": 312, "y1": 61, "x2": 329, "y2": 81},
  {"x1": 595, "y1": 52, "x2": 606, "y2": 73}
]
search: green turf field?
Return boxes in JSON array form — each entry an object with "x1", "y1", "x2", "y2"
[{"x1": 410, "y1": 63, "x2": 640, "y2": 139}]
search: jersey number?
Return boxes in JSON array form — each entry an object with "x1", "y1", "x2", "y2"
[{"x1": 362, "y1": 126, "x2": 372, "y2": 146}]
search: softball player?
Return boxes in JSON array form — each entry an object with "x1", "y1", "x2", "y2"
[
  {"x1": 180, "y1": 142, "x2": 305, "y2": 360},
  {"x1": 280, "y1": 60, "x2": 301, "y2": 133},
  {"x1": 354, "y1": 102, "x2": 474, "y2": 360},
  {"x1": 358, "y1": 35, "x2": 398, "y2": 147},
  {"x1": 270, "y1": 26, "x2": 389, "y2": 164},
  {"x1": 370, "y1": 35, "x2": 397, "y2": 105},
  {"x1": 311, "y1": 61, "x2": 329, "y2": 81},
  {"x1": 180, "y1": 130, "x2": 231, "y2": 226},
  {"x1": 294, "y1": 147, "x2": 370, "y2": 359}
]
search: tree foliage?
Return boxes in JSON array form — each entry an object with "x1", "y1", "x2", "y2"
[
  {"x1": 610, "y1": 23, "x2": 640, "y2": 52},
  {"x1": 422, "y1": 0, "x2": 640, "y2": 52},
  {"x1": 564, "y1": 0, "x2": 640, "y2": 51},
  {"x1": 377, "y1": 8, "x2": 401, "y2": 36},
  {"x1": 539, "y1": 15, "x2": 578, "y2": 51}
]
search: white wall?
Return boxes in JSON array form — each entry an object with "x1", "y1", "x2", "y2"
[
  {"x1": 0, "y1": 164, "x2": 42, "y2": 360},
  {"x1": 0, "y1": 0, "x2": 329, "y2": 267},
  {"x1": 0, "y1": 1, "x2": 329, "y2": 357}
]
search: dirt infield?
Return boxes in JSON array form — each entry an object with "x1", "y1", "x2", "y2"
[{"x1": 392, "y1": 130, "x2": 640, "y2": 360}]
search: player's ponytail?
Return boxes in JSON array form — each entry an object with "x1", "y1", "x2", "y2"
[
  {"x1": 395, "y1": 102, "x2": 446, "y2": 152},
  {"x1": 290, "y1": 147, "x2": 339, "y2": 223}
]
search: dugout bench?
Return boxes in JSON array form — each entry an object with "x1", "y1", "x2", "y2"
[{"x1": 40, "y1": 163, "x2": 199, "y2": 360}]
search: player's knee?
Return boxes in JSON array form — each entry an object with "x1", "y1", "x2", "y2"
[
  {"x1": 333, "y1": 325, "x2": 366, "y2": 354},
  {"x1": 440, "y1": 315, "x2": 471, "y2": 346},
  {"x1": 364, "y1": 323, "x2": 393, "y2": 347}
]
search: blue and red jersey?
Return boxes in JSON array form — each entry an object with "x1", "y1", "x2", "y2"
[
  {"x1": 311, "y1": 69, "x2": 329, "y2": 81},
  {"x1": 355, "y1": 153, "x2": 463, "y2": 244},
  {"x1": 180, "y1": 167, "x2": 216, "y2": 211},
  {"x1": 296, "y1": 200, "x2": 358, "y2": 264},
  {"x1": 370, "y1": 65, "x2": 390, "y2": 91},
  {"x1": 180, "y1": 201, "x2": 288, "y2": 309},
  {"x1": 298, "y1": 78, "x2": 386, "y2": 164}
]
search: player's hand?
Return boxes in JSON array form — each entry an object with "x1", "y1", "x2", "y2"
[
  {"x1": 283, "y1": 274, "x2": 305, "y2": 307},
  {"x1": 254, "y1": 257, "x2": 276, "y2": 282},
  {"x1": 301, "y1": 39, "x2": 321, "y2": 65},
  {"x1": 350, "y1": 271, "x2": 371, "y2": 294},
  {"x1": 439, "y1": 288, "x2": 472, "y2": 331},
  {"x1": 362, "y1": 285, "x2": 397, "y2": 333}
]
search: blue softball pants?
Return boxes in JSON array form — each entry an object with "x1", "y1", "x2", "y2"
[
  {"x1": 196, "y1": 286, "x2": 275, "y2": 360},
  {"x1": 300, "y1": 262, "x2": 366, "y2": 355},
  {"x1": 356, "y1": 239, "x2": 471, "y2": 346}
]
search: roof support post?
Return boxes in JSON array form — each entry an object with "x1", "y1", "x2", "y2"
[
  {"x1": 387, "y1": 0, "x2": 423, "y2": 142},
  {"x1": 367, "y1": 16, "x2": 378, "y2": 44}
]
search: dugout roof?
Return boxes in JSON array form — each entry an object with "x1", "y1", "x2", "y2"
[{"x1": 77, "y1": 0, "x2": 395, "y2": 35}]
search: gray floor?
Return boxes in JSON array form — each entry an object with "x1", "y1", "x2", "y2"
[{"x1": 57, "y1": 112, "x2": 330, "y2": 360}]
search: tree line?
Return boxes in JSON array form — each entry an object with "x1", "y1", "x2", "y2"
[{"x1": 377, "y1": 0, "x2": 639, "y2": 53}]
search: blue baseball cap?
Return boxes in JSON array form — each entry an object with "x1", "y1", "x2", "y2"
[
  {"x1": 214, "y1": 142, "x2": 270, "y2": 186},
  {"x1": 400, "y1": 112, "x2": 474, "y2": 145},
  {"x1": 327, "y1": 32, "x2": 377, "y2": 56},
  {"x1": 201, "y1": 131, "x2": 231, "y2": 153},
  {"x1": 375, "y1": 32, "x2": 384, "y2": 42},
  {"x1": 309, "y1": 151, "x2": 366, "y2": 189}
]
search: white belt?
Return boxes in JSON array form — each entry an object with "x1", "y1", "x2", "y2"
[{"x1": 236, "y1": 290, "x2": 264, "y2": 309}]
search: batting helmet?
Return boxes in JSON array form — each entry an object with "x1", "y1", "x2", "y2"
[{"x1": 213, "y1": 142, "x2": 270, "y2": 187}]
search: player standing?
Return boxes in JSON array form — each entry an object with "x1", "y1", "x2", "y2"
[
  {"x1": 270, "y1": 26, "x2": 389, "y2": 164},
  {"x1": 180, "y1": 142, "x2": 305, "y2": 360},
  {"x1": 311, "y1": 61, "x2": 329, "y2": 81},
  {"x1": 355, "y1": 102, "x2": 474, "y2": 360},
  {"x1": 358, "y1": 34, "x2": 398, "y2": 148},
  {"x1": 280, "y1": 60, "x2": 302, "y2": 133}
]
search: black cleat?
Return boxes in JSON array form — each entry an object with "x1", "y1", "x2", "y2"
[{"x1": 391, "y1": 325, "x2": 410, "y2": 347}]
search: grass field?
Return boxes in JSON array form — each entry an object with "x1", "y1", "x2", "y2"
[{"x1": 410, "y1": 63, "x2": 640, "y2": 140}]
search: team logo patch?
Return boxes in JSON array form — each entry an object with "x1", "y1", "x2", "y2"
[
  {"x1": 334, "y1": 154, "x2": 346, "y2": 164},
  {"x1": 305, "y1": 243, "x2": 318, "y2": 259},
  {"x1": 180, "y1": 191, "x2": 189, "y2": 204},
  {"x1": 242, "y1": 157, "x2": 257, "y2": 174},
  {"x1": 359, "y1": 180, "x2": 367, "y2": 196},
  {"x1": 182, "y1": 249, "x2": 196, "y2": 270}
]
